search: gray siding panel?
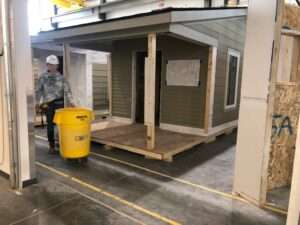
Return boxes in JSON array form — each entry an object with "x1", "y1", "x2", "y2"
[
  {"x1": 186, "y1": 17, "x2": 246, "y2": 127},
  {"x1": 111, "y1": 16, "x2": 246, "y2": 127},
  {"x1": 92, "y1": 63, "x2": 109, "y2": 111},
  {"x1": 111, "y1": 36, "x2": 208, "y2": 128},
  {"x1": 159, "y1": 37, "x2": 208, "y2": 128},
  {"x1": 111, "y1": 48, "x2": 132, "y2": 118}
]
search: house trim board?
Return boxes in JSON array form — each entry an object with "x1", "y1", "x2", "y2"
[
  {"x1": 110, "y1": 116, "x2": 133, "y2": 124},
  {"x1": 204, "y1": 46, "x2": 217, "y2": 132},
  {"x1": 224, "y1": 48, "x2": 241, "y2": 110},
  {"x1": 160, "y1": 120, "x2": 238, "y2": 137}
]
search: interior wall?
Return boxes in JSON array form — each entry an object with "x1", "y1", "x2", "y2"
[
  {"x1": 233, "y1": 0, "x2": 279, "y2": 203},
  {"x1": 12, "y1": 0, "x2": 35, "y2": 183},
  {"x1": 0, "y1": 60, "x2": 10, "y2": 175},
  {"x1": 69, "y1": 53, "x2": 88, "y2": 107},
  {"x1": 32, "y1": 48, "x2": 107, "y2": 109},
  {"x1": 85, "y1": 50, "x2": 108, "y2": 110}
]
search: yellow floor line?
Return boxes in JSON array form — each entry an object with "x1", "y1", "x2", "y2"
[
  {"x1": 89, "y1": 152, "x2": 288, "y2": 216},
  {"x1": 60, "y1": 182, "x2": 148, "y2": 225},
  {"x1": 263, "y1": 203, "x2": 288, "y2": 215},
  {"x1": 35, "y1": 135, "x2": 288, "y2": 216},
  {"x1": 36, "y1": 161, "x2": 181, "y2": 225},
  {"x1": 90, "y1": 152, "x2": 244, "y2": 201}
]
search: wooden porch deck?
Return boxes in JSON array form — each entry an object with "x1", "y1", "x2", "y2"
[{"x1": 92, "y1": 123, "x2": 207, "y2": 161}]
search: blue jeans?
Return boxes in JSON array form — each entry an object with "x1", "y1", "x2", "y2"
[{"x1": 46, "y1": 99, "x2": 64, "y2": 147}]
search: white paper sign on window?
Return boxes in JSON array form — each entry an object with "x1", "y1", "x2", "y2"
[{"x1": 166, "y1": 60, "x2": 201, "y2": 86}]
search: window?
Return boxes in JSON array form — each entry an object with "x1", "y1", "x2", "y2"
[{"x1": 225, "y1": 49, "x2": 240, "y2": 109}]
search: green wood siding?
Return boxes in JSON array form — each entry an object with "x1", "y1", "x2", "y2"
[
  {"x1": 186, "y1": 17, "x2": 246, "y2": 126},
  {"x1": 111, "y1": 37, "x2": 208, "y2": 128},
  {"x1": 92, "y1": 63, "x2": 109, "y2": 111}
]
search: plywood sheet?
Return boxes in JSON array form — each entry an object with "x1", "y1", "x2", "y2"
[
  {"x1": 283, "y1": 4, "x2": 300, "y2": 32},
  {"x1": 268, "y1": 83, "x2": 300, "y2": 190}
]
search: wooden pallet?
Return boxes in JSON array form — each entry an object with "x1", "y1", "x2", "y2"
[{"x1": 92, "y1": 123, "x2": 206, "y2": 162}]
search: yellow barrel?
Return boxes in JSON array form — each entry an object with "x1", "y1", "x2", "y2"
[{"x1": 54, "y1": 108, "x2": 94, "y2": 159}]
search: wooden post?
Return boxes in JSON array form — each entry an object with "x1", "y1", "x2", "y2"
[
  {"x1": 107, "y1": 54, "x2": 112, "y2": 117},
  {"x1": 204, "y1": 46, "x2": 217, "y2": 133},
  {"x1": 233, "y1": 0, "x2": 284, "y2": 205},
  {"x1": 286, "y1": 115, "x2": 300, "y2": 225},
  {"x1": 144, "y1": 33, "x2": 156, "y2": 150},
  {"x1": 63, "y1": 43, "x2": 71, "y2": 79},
  {"x1": 63, "y1": 43, "x2": 71, "y2": 106}
]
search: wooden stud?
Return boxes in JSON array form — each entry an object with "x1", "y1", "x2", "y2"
[
  {"x1": 205, "y1": 136, "x2": 216, "y2": 144},
  {"x1": 63, "y1": 43, "x2": 71, "y2": 79},
  {"x1": 259, "y1": 0, "x2": 285, "y2": 204},
  {"x1": 144, "y1": 33, "x2": 156, "y2": 150},
  {"x1": 286, "y1": 116, "x2": 300, "y2": 225},
  {"x1": 291, "y1": 37, "x2": 300, "y2": 83},
  {"x1": 107, "y1": 54, "x2": 113, "y2": 117},
  {"x1": 224, "y1": 128, "x2": 234, "y2": 136},
  {"x1": 163, "y1": 156, "x2": 173, "y2": 163},
  {"x1": 104, "y1": 145, "x2": 113, "y2": 151},
  {"x1": 63, "y1": 43, "x2": 71, "y2": 106},
  {"x1": 145, "y1": 155, "x2": 157, "y2": 160},
  {"x1": 204, "y1": 46, "x2": 217, "y2": 133}
]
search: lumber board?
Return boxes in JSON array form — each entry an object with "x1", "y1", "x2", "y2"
[
  {"x1": 145, "y1": 33, "x2": 157, "y2": 150},
  {"x1": 204, "y1": 46, "x2": 217, "y2": 133},
  {"x1": 286, "y1": 115, "x2": 300, "y2": 225}
]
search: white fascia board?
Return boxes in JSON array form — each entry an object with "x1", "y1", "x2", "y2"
[
  {"x1": 169, "y1": 24, "x2": 218, "y2": 47},
  {"x1": 32, "y1": 12, "x2": 171, "y2": 44},
  {"x1": 171, "y1": 8, "x2": 247, "y2": 23},
  {"x1": 52, "y1": 7, "x2": 100, "y2": 24}
]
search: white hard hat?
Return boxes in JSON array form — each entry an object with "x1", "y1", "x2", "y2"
[{"x1": 46, "y1": 55, "x2": 59, "y2": 65}]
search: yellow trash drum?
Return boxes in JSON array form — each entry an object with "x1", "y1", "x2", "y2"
[{"x1": 54, "y1": 108, "x2": 94, "y2": 162}]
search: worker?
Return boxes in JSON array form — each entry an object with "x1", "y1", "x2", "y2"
[{"x1": 35, "y1": 55, "x2": 75, "y2": 154}]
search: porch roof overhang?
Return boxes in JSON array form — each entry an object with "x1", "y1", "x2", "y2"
[{"x1": 31, "y1": 7, "x2": 247, "y2": 48}]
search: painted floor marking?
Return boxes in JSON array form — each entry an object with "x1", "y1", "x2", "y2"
[
  {"x1": 57, "y1": 181, "x2": 148, "y2": 225},
  {"x1": 36, "y1": 161, "x2": 181, "y2": 225},
  {"x1": 90, "y1": 152, "x2": 288, "y2": 215},
  {"x1": 35, "y1": 135, "x2": 288, "y2": 216}
]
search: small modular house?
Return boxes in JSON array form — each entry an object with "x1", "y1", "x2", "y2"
[{"x1": 32, "y1": 7, "x2": 247, "y2": 161}]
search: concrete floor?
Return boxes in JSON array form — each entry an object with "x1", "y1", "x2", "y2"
[
  {"x1": 0, "y1": 131, "x2": 287, "y2": 225},
  {"x1": 267, "y1": 187, "x2": 290, "y2": 210},
  {"x1": 35, "y1": 126, "x2": 292, "y2": 209}
]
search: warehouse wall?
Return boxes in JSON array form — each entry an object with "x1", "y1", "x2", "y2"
[{"x1": 0, "y1": 61, "x2": 10, "y2": 175}]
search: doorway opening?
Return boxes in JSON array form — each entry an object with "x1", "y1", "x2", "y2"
[{"x1": 135, "y1": 51, "x2": 162, "y2": 125}]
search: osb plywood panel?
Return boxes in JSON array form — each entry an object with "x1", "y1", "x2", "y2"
[
  {"x1": 268, "y1": 83, "x2": 300, "y2": 190},
  {"x1": 283, "y1": 4, "x2": 300, "y2": 31}
]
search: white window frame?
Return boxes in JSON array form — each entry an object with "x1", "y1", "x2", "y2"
[{"x1": 224, "y1": 48, "x2": 241, "y2": 110}]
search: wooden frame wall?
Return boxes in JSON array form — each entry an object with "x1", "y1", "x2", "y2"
[
  {"x1": 233, "y1": 0, "x2": 284, "y2": 205},
  {"x1": 287, "y1": 107, "x2": 300, "y2": 225}
]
